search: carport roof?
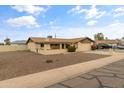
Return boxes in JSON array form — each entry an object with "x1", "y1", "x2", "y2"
[{"x1": 96, "y1": 40, "x2": 121, "y2": 44}]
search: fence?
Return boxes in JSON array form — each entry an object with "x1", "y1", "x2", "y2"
[{"x1": 0, "y1": 45, "x2": 28, "y2": 52}]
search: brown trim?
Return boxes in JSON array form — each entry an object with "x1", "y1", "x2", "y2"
[
  {"x1": 26, "y1": 37, "x2": 95, "y2": 44},
  {"x1": 26, "y1": 38, "x2": 31, "y2": 44}
]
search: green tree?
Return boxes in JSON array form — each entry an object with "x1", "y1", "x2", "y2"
[
  {"x1": 4, "y1": 38, "x2": 11, "y2": 45},
  {"x1": 122, "y1": 37, "x2": 124, "y2": 40},
  {"x1": 94, "y1": 33, "x2": 104, "y2": 40}
]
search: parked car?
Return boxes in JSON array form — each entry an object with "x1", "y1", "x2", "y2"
[
  {"x1": 97, "y1": 43, "x2": 112, "y2": 49},
  {"x1": 117, "y1": 45, "x2": 124, "y2": 49}
]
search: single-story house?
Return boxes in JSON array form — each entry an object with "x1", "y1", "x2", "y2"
[{"x1": 26, "y1": 37, "x2": 94, "y2": 55}]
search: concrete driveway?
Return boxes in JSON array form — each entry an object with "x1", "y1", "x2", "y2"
[{"x1": 48, "y1": 58, "x2": 124, "y2": 88}]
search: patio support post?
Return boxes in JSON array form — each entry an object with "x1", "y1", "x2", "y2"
[
  {"x1": 60, "y1": 44, "x2": 62, "y2": 49},
  {"x1": 64, "y1": 44, "x2": 66, "y2": 49}
]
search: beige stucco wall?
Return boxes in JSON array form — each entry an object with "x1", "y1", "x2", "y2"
[
  {"x1": 44, "y1": 44, "x2": 51, "y2": 50},
  {"x1": 0, "y1": 45, "x2": 28, "y2": 52},
  {"x1": 27, "y1": 39, "x2": 92, "y2": 54},
  {"x1": 27, "y1": 42, "x2": 92, "y2": 54},
  {"x1": 35, "y1": 43, "x2": 41, "y2": 49},
  {"x1": 28, "y1": 43, "x2": 51, "y2": 51},
  {"x1": 77, "y1": 42, "x2": 91, "y2": 52},
  {"x1": 27, "y1": 42, "x2": 67, "y2": 55},
  {"x1": 27, "y1": 42, "x2": 36, "y2": 52}
]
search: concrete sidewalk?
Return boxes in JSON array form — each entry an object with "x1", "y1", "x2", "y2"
[
  {"x1": 0, "y1": 53, "x2": 123, "y2": 88},
  {"x1": 48, "y1": 58, "x2": 124, "y2": 88}
]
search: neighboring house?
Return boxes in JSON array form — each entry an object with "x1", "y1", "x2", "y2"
[
  {"x1": 116, "y1": 40, "x2": 124, "y2": 49},
  {"x1": 26, "y1": 37, "x2": 94, "y2": 55},
  {"x1": 95, "y1": 40, "x2": 121, "y2": 46},
  {"x1": 95, "y1": 40, "x2": 121, "y2": 49},
  {"x1": 119, "y1": 40, "x2": 124, "y2": 45},
  {"x1": 0, "y1": 43, "x2": 4, "y2": 46}
]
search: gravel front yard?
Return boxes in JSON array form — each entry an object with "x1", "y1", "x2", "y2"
[{"x1": 0, "y1": 51, "x2": 109, "y2": 81}]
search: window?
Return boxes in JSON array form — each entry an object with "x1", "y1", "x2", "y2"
[
  {"x1": 50, "y1": 44, "x2": 60, "y2": 49},
  {"x1": 40, "y1": 43, "x2": 44, "y2": 47}
]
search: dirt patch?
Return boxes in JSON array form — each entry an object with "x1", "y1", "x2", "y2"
[{"x1": 0, "y1": 51, "x2": 110, "y2": 81}]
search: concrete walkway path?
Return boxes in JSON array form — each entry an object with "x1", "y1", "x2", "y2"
[{"x1": 48, "y1": 58, "x2": 124, "y2": 88}]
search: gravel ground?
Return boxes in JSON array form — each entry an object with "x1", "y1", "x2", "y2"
[{"x1": 0, "y1": 51, "x2": 109, "y2": 81}]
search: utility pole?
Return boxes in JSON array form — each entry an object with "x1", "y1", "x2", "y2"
[{"x1": 55, "y1": 33, "x2": 56, "y2": 38}]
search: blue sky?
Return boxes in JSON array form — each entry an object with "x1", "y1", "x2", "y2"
[{"x1": 0, "y1": 5, "x2": 124, "y2": 42}]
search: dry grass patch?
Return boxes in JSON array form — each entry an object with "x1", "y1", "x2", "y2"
[{"x1": 0, "y1": 51, "x2": 110, "y2": 81}]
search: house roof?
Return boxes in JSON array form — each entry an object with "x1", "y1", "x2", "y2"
[
  {"x1": 95, "y1": 40, "x2": 121, "y2": 44},
  {"x1": 26, "y1": 37, "x2": 94, "y2": 44}
]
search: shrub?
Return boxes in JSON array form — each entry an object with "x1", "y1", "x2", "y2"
[
  {"x1": 91, "y1": 44, "x2": 97, "y2": 50},
  {"x1": 67, "y1": 46, "x2": 76, "y2": 52},
  {"x1": 46, "y1": 60, "x2": 53, "y2": 63}
]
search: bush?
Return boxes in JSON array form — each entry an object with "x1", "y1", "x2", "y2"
[
  {"x1": 91, "y1": 44, "x2": 97, "y2": 50},
  {"x1": 67, "y1": 46, "x2": 76, "y2": 52},
  {"x1": 46, "y1": 60, "x2": 53, "y2": 63}
]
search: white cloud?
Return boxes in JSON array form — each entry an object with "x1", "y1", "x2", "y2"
[
  {"x1": 11, "y1": 5, "x2": 47, "y2": 15},
  {"x1": 1, "y1": 21, "x2": 124, "y2": 42},
  {"x1": 0, "y1": 31, "x2": 4, "y2": 37},
  {"x1": 46, "y1": 21, "x2": 124, "y2": 39},
  {"x1": 68, "y1": 5, "x2": 106, "y2": 20},
  {"x1": 113, "y1": 7, "x2": 124, "y2": 17},
  {"x1": 87, "y1": 20, "x2": 98, "y2": 26},
  {"x1": 67, "y1": 6, "x2": 87, "y2": 14},
  {"x1": 44, "y1": 20, "x2": 61, "y2": 29},
  {"x1": 50, "y1": 25, "x2": 61, "y2": 30},
  {"x1": 87, "y1": 6, "x2": 106, "y2": 19},
  {"x1": 7, "y1": 16, "x2": 40, "y2": 28},
  {"x1": 68, "y1": 6, "x2": 80, "y2": 13},
  {"x1": 114, "y1": 13, "x2": 124, "y2": 17},
  {"x1": 49, "y1": 21, "x2": 54, "y2": 25},
  {"x1": 49, "y1": 20, "x2": 57, "y2": 25},
  {"x1": 114, "y1": 7, "x2": 124, "y2": 12},
  {"x1": 109, "y1": 22, "x2": 121, "y2": 27}
]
